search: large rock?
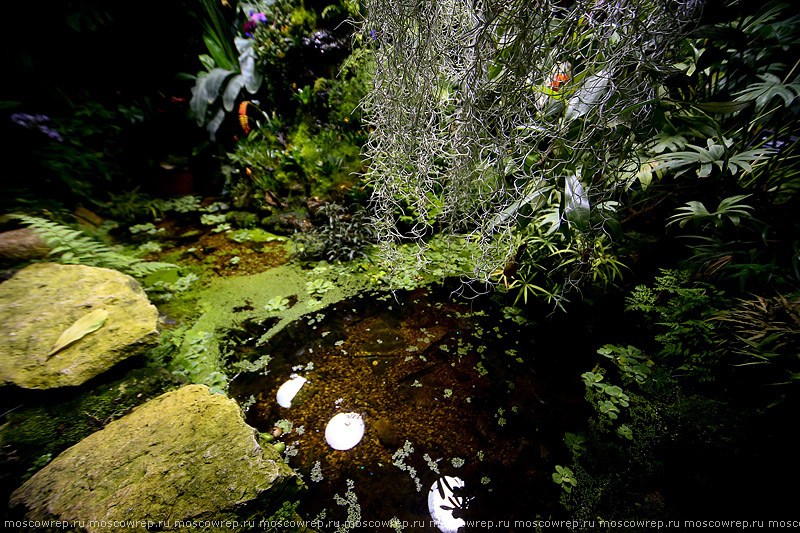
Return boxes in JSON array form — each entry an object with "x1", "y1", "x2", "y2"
[
  {"x1": 10, "y1": 385, "x2": 299, "y2": 531},
  {"x1": 0, "y1": 263, "x2": 159, "y2": 389},
  {"x1": 0, "y1": 228, "x2": 50, "y2": 262}
]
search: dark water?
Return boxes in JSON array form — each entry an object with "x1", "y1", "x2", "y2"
[{"x1": 228, "y1": 285, "x2": 588, "y2": 532}]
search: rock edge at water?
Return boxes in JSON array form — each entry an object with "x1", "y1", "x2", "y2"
[{"x1": 9, "y1": 384, "x2": 299, "y2": 532}]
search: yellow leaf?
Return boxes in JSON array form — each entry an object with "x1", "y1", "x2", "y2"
[{"x1": 47, "y1": 308, "x2": 109, "y2": 358}]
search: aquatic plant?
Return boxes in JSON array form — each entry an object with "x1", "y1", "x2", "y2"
[
  {"x1": 389, "y1": 517, "x2": 404, "y2": 532},
  {"x1": 265, "y1": 500, "x2": 300, "y2": 525},
  {"x1": 129, "y1": 223, "x2": 165, "y2": 235},
  {"x1": 552, "y1": 465, "x2": 577, "y2": 493},
  {"x1": 306, "y1": 278, "x2": 335, "y2": 297},
  {"x1": 239, "y1": 394, "x2": 256, "y2": 413},
  {"x1": 564, "y1": 433, "x2": 587, "y2": 458},
  {"x1": 597, "y1": 345, "x2": 653, "y2": 385},
  {"x1": 146, "y1": 272, "x2": 199, "y2": 302},
  {"x1": 310, "y1": 460, "x2": 323, "y2": 483},
  {"x1": 392, "y1": 440, "x2": 422, "y2": 492},
  {"x1": 333, "y1": 479, "x2": 361, "y2": 533},
  {"x1": 264, "y1": 295, "x2": 292, "y2": 313},
  {"x1": 156, "y1": 195, "x2": 204, "y2": 214},
  {"x1": 275, "y1": 419, "x2": 294, "y2": 434},
  {"x1": 583, "y1": 370, "x2": 630, "y2": 421},
  {"x1": 137, "y1": 241, "x2": 163, "y2": 254},
  {"x1": 616, "y1": 424, "x2": 634, "y2": 441},
  {"x1": 423, "y1": 453, "x2": 440, "y2": 474},
  {"x1": 175, "y1": 331, "x2": 214, "y2": 377},
  {"x1": 284, "y1": 443, "x2": 299, "y2": 457},
  {"x1": 200, "y1": 213, "x2": 227, "y2": 226}
]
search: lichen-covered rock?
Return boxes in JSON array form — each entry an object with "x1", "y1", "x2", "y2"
[
  {"x1": 0, "y1": 263, "x2": 159, "y2": 389},
  {"x1": 10, "y1": 385, "x2": 299, "y2": 532}
]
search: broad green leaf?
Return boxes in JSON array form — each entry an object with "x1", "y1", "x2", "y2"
[
  {"x1": 734, "y1": 73, "x2": 800, "y2": 111},
  {"x1": 488, "y1": 182, "x2": 548, "y2": 229},
  {"x1": 203, "y1": 34, "x2": 235, "y2": 71},
  {"x1": 717, "y1": 194, "x2": 752, "y2": 212},
  {"x1": 207, "y1": 108, "x2": 226, "y2": 141},
  {"x1": 47, "y1": 308, "x2": 109, "y2": 358},
  {"x1": 693, "y1": 100, "x2": 752, "y2": 114},
  {"x1": 203, "y1": 68, "x2": 234, "y2": 104},
  {"x1": 234, "y1": 36, "x2": 254, "y2": 54},
  {"x1": 198, "y1": 54, "x2": 216, "y2": 72},
  {"x1": 239, "y1": 46, "x2": 263, "y2": 94},
  {"x1": 223, "y1": 74, "x2": 246, "y2": 111},
  {"x1": 649, "y1": 133, "x2": 687, "y2": 154},
  {"x1": 728, "y1": 147, "x2": 776, "y2": 174},
  {"x1": 190, "y1": 74, "x2": 209, "y2": 125},
  {"x1": 564, "y1": 70, "x2": 611, "y2": 122}
]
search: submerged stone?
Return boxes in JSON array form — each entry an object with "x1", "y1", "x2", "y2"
[
  {"x1": 0, "y1": 263, "x2": 159, "y2": 389},
  {"x1": 10, "y1": 384, "x2": 299, "y2": 531}
]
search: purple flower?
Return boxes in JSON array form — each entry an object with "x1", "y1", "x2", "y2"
[
  {"x1": 244, "y1": 11, "x2": 268, "y2": 37},
  {"x1": 243, "y1": 20, "x2": 258, "y2": 36},
  {"x1": 9, "y1": 113, "x2": 63, "y2": 142},
  {"x1": 41, "y1": 126, "x2": 64, "y2": 142},
  {"x1": 11, "y1": 113, "x2": 38, "y2": 127}
]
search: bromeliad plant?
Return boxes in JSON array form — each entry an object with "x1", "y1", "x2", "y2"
[
  {"x1": 191, "y1": 0, "x2": 347, "y2": 139},
  {"x1": 190, "y1": 0, "x2": 264, "y2": 140}
]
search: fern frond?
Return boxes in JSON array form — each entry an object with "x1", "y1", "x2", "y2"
[
  {"x1": 129, "y1": 261, "x2": 181, "y2": 277},
  {"x1": 10, "y1": 214, "x2": 177, "y2": 279}
]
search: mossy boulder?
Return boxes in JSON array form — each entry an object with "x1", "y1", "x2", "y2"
[
  {"x1": 225, "y1": 210, "x2": 260, "y2": 229},
  {"x1": 0, "y1": 263, "x2": 159, "y2": 389},
  {"x1": 9, "y1": 384, "x2": 299, "y2": 531},
  {"x1": 261, "y1": 210, "x2": 311, "y2": 235}
]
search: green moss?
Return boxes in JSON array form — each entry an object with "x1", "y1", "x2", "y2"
[
  {"x1": 172, "y1": 262, "x2": 374, "y2": 387},
  {"x1": 0, "y1": 366, "x2": 182, "y2": 488},
  {"x1": 225, "y1": 211, "x2": 260, "y2": 229},
  {"x1": 9, "y1": 385, "x2": 299, "y2": 527},
  {"x1": 327, "y1": 48, "x2": 374, "y2": 125},
  {"x1": 313, "y1": 77, "x2": 329, "y2": 95},
  {"x1": 290, "y1": 7, "x2": 317, "y2": 30}
]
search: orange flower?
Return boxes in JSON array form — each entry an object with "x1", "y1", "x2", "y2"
[
  {"x1": 238, "y1": 101, "x2": 251, "y2": 134},
  {"x1": 549, "y1": 73, "x2": 570, "y2": 91}
]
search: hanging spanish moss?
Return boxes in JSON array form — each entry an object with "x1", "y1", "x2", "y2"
[{"x1": 362, "y1": 0, "x2": 701, "y2": 301}]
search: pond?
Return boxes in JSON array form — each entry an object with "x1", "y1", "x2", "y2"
[{"x1": 228, "y1": 284, "x2": 588, "y2": 531}]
